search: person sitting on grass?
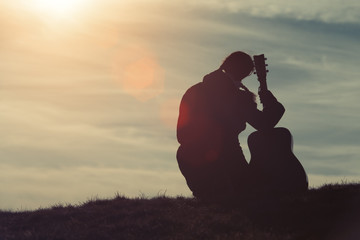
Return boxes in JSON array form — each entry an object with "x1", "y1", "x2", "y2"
[{"x1": 176, "y1": 51, "x2": 307, "y2": 200}]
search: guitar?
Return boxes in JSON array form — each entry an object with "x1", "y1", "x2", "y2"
[
  {"x1": 253, "y1": 54, "x2": 268, "y2": 93},
  {"x1": 248, "y1": 54, "x2": 308, "y2": 193}
]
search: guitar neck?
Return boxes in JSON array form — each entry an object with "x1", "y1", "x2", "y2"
[
  {"x1": 253, "y1": 54, "x2": 269, "y2": 93},
  {"x1": 258, "y1": 78, "x2": 268, "y2": 92}
]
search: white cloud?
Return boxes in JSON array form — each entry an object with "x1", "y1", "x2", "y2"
[{"x1": 180, "y1": 0, "x2": 360, "y2": 24}]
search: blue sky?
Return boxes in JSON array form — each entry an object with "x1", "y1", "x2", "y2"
[{"x1": 0, "y1": 0, "x2": 359, "y2": 210}]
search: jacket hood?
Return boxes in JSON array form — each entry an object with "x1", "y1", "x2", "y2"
[{"x1": 202, "y1": 69, "x2": 228, "y2": 85}]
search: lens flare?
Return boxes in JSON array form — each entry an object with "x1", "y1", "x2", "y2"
[{"x1": 112, "y1": 44, "x2": 165, "y2": 101}]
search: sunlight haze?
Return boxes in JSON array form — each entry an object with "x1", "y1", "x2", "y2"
[
  {"x1": 1, "y1": 0, "x2": 359, "y2": 210},
  {"x1": 33, "y1": 0, "x2": 87, "y2": 16}
]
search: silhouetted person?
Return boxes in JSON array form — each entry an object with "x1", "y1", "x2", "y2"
[{"x1": 176, "y1": 51, "x2": 290, "y2": 200}]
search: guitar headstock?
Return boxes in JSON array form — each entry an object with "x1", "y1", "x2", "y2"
[{"x1": 253, "y1": 54, "x2": 268, "y2": 82}]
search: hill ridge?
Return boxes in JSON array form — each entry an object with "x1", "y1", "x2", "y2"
[{"x1": 0, "y1": 183, "x2": 359, "y2": 240}]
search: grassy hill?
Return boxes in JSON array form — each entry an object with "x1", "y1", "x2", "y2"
[{"x1": 0, "y1": 183, "x2": 359, "y2": 240}]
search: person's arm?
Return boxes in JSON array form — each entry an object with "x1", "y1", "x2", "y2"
[{"x1": 246, "y1": 90, "x2": 285, "y2": 131}]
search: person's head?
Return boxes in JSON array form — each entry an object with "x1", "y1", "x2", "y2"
[{"x1": 220, "y1": 51, "x2": 254, "y2": 81}]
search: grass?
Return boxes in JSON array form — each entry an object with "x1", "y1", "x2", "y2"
[{"x1": 0, "y1": 183, "x2": 359, "y2": 240}]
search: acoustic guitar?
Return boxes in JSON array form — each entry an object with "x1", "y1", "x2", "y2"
[{"x1": 248, "y1": 54, "x2": 308, "y2": 193}]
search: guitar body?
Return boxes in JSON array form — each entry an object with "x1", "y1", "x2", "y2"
[{"x1": 248, "y1": 127, "x2": 308, "y2": 193}]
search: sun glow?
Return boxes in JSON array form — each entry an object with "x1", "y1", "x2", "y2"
[
  {"x1": 112, "y1": 44, "x2": 165, "y2": 102},
  {"x1": 33, "y1": 0, "x2": 87, "y2": 17}
]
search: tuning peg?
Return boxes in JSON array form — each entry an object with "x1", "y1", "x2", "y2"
[
  {"x1": 265, "y1": 64, "x2": 268, "y2": 66},
  {"x1": 266, "y1": 70, "x2": 269, "y2": 72},
  {"x1": 264, "y1": 58, "x2": 267, "y2": 60},
  {"x1": 253, "y1": 72, "x2": 257, "y2": 75}
]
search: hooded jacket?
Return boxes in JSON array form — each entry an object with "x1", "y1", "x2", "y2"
[{"x1": 177, "y1": 69, "x2": 285, "y2": 152}]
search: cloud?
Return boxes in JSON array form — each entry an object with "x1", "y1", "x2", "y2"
[
  {"x1": 174, "y1": 0, "x2": 360, "y2": 24},
  {"x1": 0, "y1": 93, "x2": 178, "y2": 169},
  {"x1": 0, "y1": 1, "x2": 46, "y2": 46}
]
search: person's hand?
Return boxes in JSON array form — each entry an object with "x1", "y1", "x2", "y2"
[{"x1": 259, "y1": 90, "x2": 277, "y2": 105}]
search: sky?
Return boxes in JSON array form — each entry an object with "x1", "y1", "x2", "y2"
[{"x1": 1, "y1": 0, "x2": 359, "y2": 210}]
